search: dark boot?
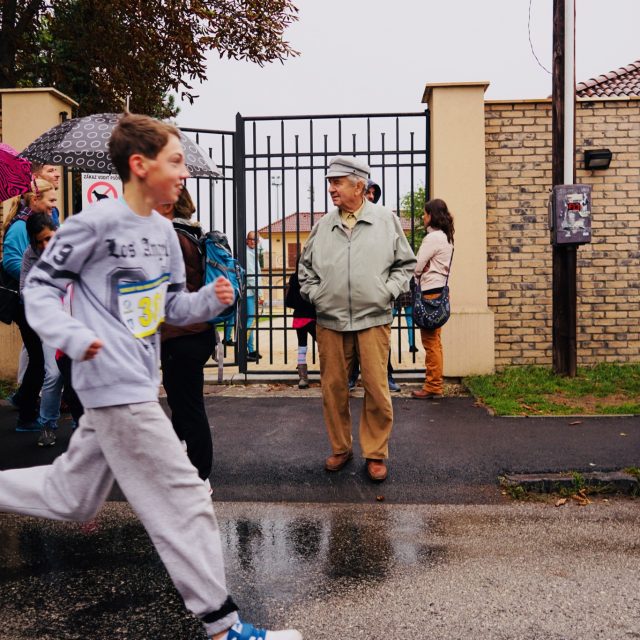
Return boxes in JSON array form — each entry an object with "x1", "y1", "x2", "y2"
[{"x1": 297, "y1": 364, "x2": 309, "y2": 389}]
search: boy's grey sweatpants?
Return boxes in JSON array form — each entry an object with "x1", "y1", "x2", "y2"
[{"x1": 0, "y1": 401, "x2": 239, "y2": 637}]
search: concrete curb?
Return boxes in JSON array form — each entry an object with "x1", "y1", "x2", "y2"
[{"x1": 501, "y1": 471, "x2": 640, "y2": 495}]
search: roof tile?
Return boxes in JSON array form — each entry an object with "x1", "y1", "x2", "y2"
[{"x1": 577, "y1": 60, "x2": 640, "y2": 98}]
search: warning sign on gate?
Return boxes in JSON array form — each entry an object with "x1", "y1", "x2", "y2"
[{"x1": 81, "y1": 173, "x2": 123, "y2": 210}]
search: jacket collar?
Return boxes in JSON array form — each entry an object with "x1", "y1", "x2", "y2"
[{"x1": 329, "y1": 199, "x2": 377, "y2": 230}]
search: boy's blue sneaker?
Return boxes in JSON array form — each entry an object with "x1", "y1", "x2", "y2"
[
  {"x1": 15, "y1": 418, "x2": 41, "y2": 432},
  {"x1": 219, "y1": 621, "x2": 302, "y2": 640}
]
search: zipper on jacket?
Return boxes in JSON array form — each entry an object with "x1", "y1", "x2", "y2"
[{"x1": 347, "y1": 236, "x2": 352, "y2": 327}]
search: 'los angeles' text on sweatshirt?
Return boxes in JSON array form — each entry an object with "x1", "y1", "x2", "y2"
[{"x1": 24, "y1": 198, "x2": 225, "y2": 409}]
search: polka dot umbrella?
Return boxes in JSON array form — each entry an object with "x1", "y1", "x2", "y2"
[{"x1": 19, "y1": 113, "x2": 221, "y2": 177}]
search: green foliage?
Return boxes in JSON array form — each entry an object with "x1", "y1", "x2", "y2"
[
  {"x1": 465, "y1": 364, "x2": 640, "y2": 416},
  {"x1": 0, "y1": 379, "x2": 17, "y2": 400},
  {"x1": 2, "y1": 0, "x2": 299, "y2": 117},
  {"x1": 399, "y1": 184, "x2": 427, "y2": 252},
  {"x1": 498, "y1": 477, "x2": 529, "y2": 501},
  {"x1": 571, "y1": 471, "x2": 585, "y2": 493}
]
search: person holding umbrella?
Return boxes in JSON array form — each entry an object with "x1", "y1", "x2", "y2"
[{"x1": 0, "y1": 113, "x2": 302, "y2": 640}]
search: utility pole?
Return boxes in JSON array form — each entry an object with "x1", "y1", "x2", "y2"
[{"x1": 551, "y1": 0, "x2": 577, "y2": 376}]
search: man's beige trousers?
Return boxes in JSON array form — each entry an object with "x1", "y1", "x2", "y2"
[{"x1": 316, "y1": 324, "x2": 393, "y2": 460}]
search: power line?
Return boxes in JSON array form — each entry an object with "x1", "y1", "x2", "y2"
[{"x1": 529, "y1": 0, "x2": 552, "y2": 75}]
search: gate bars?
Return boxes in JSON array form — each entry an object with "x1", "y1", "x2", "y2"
[{"x1": 232, "y1": 110, "x2": 429, "y2": 375}]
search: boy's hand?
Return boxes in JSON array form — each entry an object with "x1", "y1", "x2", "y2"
[
  {"x1": 214, "y1": 276, "x2": 235, "y2": 305},
  {"x1": 82, "y1": 339, "x2": 104, "y2": 361}
]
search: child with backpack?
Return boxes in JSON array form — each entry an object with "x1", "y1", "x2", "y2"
[
  {"x1": 159, "y1": 187, "x2": 217, "y2": 493},
  {"x1": 0, "y1": 113, "x2": 301, "y2": 640}
]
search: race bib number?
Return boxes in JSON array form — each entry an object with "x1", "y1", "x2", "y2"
[{"x1": 117, "y1": 274, "x2": 169, "y2": 338}]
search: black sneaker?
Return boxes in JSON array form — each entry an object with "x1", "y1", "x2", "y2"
[
  {"x1": 223, "y1": 339, "x2": 236, "y2": 347},
  {"x1": 8, "y1": 392, "x2": 21, "y2": 411},
  {"x1": 37, "y1": 426, "x2": 56, "y2": 447},
  {"x1": 247, "y1": 351, "x2": 262, "y2": 362}
]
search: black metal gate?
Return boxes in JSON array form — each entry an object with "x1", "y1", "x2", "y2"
[{"x1": 183, "y1": 110, "x2": 430, "y2": 375}]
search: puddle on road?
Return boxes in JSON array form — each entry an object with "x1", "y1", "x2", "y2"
[{"x1": 0, "y1": 503, "x2": 448, "y2": 638}]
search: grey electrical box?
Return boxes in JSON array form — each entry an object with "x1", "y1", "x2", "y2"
[{"x1": 548, "y1": 184, "x2": 592, "y2": 245}]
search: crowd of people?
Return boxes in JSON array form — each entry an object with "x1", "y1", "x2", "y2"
[{"x1": 0, "y1": 114, "x2": 455, "y2": 640}]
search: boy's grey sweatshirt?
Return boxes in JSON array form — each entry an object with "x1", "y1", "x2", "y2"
[{"x1": 24, "y1": 198, "x2": 225, "y2": 409}]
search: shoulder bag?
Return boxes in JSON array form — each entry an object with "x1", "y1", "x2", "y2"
[{"x1": 412, "y1": 248, "x2": 454, "y2": 331}]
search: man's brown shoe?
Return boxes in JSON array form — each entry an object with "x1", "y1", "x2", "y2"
[
  {"x1": 325, "y1": 450, "x2": 353, "y2": 472},
  {"x1": 366, "y1": 459, "x2": 388, "y2": 482},
  {"x1": 411, "y1": 389, "x2": 444, "y2": 399}
]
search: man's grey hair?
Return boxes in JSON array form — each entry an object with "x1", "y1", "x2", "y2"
[{"x1": 347, "y1": 174, "x2": 367, "y2": 190}]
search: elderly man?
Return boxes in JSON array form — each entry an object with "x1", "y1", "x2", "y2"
[{"x1": 298, "y1": 156, "x2": 416, "y2": 482}]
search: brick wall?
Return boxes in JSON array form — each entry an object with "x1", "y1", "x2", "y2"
[{"x1": 485, "y1": 98, "x2": 640, "y2": 368}]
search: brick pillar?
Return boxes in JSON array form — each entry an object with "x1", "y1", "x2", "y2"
[
  {"x1": 0, "y1": 88, "x2": 77, "y2": 380},
  {"x1": 422, "y1": 82, "x2": 495, "y2": 375}
]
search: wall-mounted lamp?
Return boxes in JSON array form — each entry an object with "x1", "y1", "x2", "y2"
[{"x1": 584, "y1": 148, "x2": 612, "y2": 170}]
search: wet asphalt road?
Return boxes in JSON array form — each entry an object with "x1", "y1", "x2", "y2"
[
  {"x1": 1, "y1": 501, "x2": 639, "y2": 640},
  {"x1": 0, "y1": 395, "x2": 638, "y2": 639}
]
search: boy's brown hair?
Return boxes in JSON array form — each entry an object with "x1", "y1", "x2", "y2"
[{"x1": 108, "y1": 113, "x2": 180, "y2": 183}]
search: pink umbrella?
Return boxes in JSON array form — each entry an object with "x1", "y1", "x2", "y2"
[{"x1": 0, "y1": 144, "x2": 32, "y2": 202}]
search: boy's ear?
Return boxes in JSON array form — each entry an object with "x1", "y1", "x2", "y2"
[{"x1": 128, "y1": 153, "x2": 148, "y2": 179}]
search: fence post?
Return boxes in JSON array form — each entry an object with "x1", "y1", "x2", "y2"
[
  {"x1": 234, "y1": 112, "x2": 248, "y2": 374},
  {"x1": 421, "y1": 82, "x2": 495, "y2": 375}
]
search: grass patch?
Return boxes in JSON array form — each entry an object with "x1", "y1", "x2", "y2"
[
  {"x1": 625, "y1": 467, "x2": 640, "y2": 482},
  {"x1": 0, "y1": 379, "x2": 17, "y2": 401},
  {"x1": 465, "y1": 364, "x2": 640, "y2": 416}
]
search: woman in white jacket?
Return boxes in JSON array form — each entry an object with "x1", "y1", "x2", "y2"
[{"x1": 412, "y1": 199, "x2": 454, "y2": 399}]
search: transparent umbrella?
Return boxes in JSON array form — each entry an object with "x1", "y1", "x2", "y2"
[{"x1": 19, "y1": 113, "x2": 220, "y2": 177}]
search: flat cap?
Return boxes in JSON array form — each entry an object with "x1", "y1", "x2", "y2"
[{"x1": 325, "y1": 155, "x2": 370, "y2": 180}]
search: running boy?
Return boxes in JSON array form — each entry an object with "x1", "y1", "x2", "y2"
[{"x1": 0, "y1": 113, "x2": 302, "y2": 640}]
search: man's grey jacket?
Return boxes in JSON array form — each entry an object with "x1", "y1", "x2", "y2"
[{"x1": 298, "y1": 199, "x2": 416, "y2": 332}]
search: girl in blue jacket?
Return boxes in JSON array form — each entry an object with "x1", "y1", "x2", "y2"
[{"x1": 2, "y1": 179, "x2": 57, "y2": 430}]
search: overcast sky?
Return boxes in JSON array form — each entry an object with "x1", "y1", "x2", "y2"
[{"x1": 175, "y1": 0, "x2": 640, "y2": 131}]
